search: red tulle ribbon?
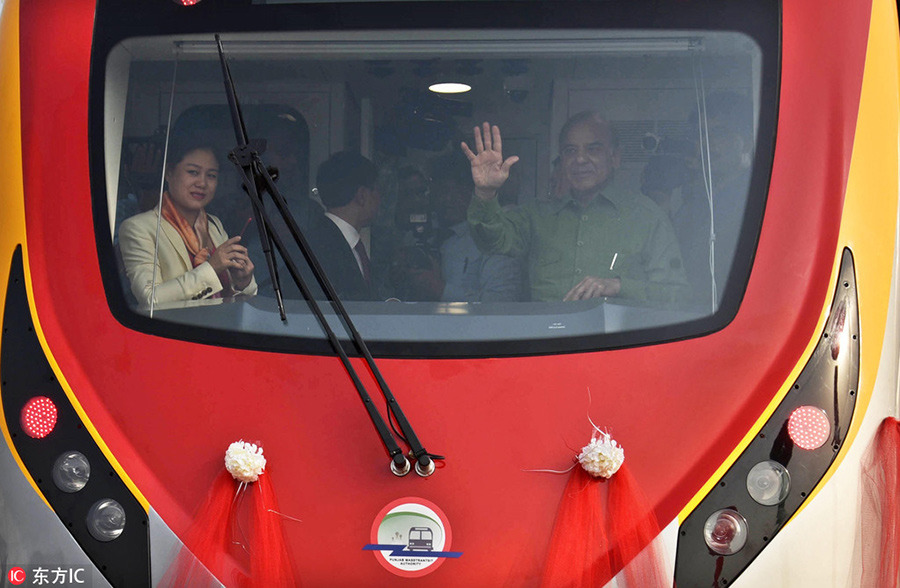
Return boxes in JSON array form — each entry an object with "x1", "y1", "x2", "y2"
[
  {"x1": 251, "y1": 472, "x2": 296, "y2": 587},
  {"x1": 541, "y1": 464, "x2": 668, "y2": 588},
  {"x1": 858, "y1": 417, "x2": 900, "y2": 587},
  {"x1": 161, "y1": 470, "x2": 298, "y2": 587}
]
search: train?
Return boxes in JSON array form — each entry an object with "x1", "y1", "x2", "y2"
[{"x1": 1, "y1": 0, "x2": 899, "y2": 586}]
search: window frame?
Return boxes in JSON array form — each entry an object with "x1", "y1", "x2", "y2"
[{"x1": 90, "y1": 0, "x2": 780, "y2": 358}]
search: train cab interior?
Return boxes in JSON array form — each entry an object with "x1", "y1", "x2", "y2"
[{"x1": 99, "y1": 27, "x2": 771, "y2": 355}]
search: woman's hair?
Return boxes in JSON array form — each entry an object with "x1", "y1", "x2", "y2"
[{"x1": 165, "y1": 135, "x2": 218, "y2": 172}]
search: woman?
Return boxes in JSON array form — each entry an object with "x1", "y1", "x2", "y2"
[{"x1": 118, "y1": 140, "x2": 257, "y2": 308}]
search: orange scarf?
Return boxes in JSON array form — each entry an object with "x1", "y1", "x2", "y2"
[{"x1": 160, "y1": 193, "x2": 232, "y2": 295}]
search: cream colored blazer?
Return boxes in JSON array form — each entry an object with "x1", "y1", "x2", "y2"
[{"x1": 118, "y1": 208, "x2": 258, "y2": 308}]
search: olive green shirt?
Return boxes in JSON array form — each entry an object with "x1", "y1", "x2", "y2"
[{"x1": 467, "y1": 184, "x2": 689, "y2": 304}]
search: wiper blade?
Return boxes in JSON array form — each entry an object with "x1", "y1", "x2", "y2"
[
  {"x1": 214, "y1": 36, "x2": 286, "y2": 321},
  {"x1": 214, "y1": 34, "x2": 439, "y2": 477}
]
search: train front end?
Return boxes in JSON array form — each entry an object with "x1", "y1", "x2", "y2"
[{"x1": 1, "y1": 0, "x2": 899, "y2": 586}]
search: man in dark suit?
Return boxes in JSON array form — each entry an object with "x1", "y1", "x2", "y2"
[{"x1": 306, "y1": 151, "x2": 381, "y2": 301}]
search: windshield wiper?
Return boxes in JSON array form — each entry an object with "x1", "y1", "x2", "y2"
[{"x1": 214, "y1": 34, "x2": 439, "y2": 477}]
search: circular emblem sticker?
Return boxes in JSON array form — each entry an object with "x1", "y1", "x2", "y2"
[{"x1": 365, "y1": 497, "x2": 461, "y2": 578}]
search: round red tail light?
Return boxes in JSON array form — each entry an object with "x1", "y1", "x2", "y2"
[
  {"x1": 20, "y1": 396, "x2": 58, "y2": 439},
  {"x1": 787, "y1": 405, "x2": 831, "y2": 450}
]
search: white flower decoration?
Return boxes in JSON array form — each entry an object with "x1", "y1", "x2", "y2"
[
  {"x1": 577, "y1": 429, "x2": 624, "y2": 479},
  {"x1": 224, "y1": 440, "x2": 266, "y2": 483}
]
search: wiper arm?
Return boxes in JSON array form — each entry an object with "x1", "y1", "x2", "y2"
[
  {"x1": 214, "y1": 38, "x2": 287, "y2": 321},
  {"x1": 214, "y1": 34, "x2": 439, "y2": 477}
]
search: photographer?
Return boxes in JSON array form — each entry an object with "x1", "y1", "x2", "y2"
[{"x1": 386, "y1": 166, "x2": 443, "y2": 300}]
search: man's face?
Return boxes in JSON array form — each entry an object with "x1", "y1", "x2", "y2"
[
  {"x1": 360, "y1": 186, "x2": 382, "y2": 228},
  {"x1": 398, "y1": 174, "x2": 430, "y2": 210},
  {"x1": 395, "y1": 173, "x2": 430, "y2": 225},
  {"x1": 559, "y1": 120, "x2": 620, "y2": 198}
]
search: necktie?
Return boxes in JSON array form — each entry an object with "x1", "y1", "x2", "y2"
[{"x1": 354, "y1": 240, "x2": 372, "y2": 286}]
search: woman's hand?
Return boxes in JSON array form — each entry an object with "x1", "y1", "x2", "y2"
[
  {"x1": 460, "y1": 122, "x2": 519, "y2": 200},
  {"x1": 229, "y1": 254, "x2": 255, "y2": 291},
  {"x1": 208, "y1": 236, "x2": 255, "y2": 290}
]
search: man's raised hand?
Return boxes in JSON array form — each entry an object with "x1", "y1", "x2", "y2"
[{"x1": 460, "y1": 122, "x2": 519, "y2": 200}]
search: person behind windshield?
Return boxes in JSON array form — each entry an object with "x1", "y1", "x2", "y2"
[
  {"x1": 431, "y1": 152, "x2": 524, "y2": 302},
  {"x1": 640, "y1": 152, "x2": 692, "y2": 217},
  {"x1": 462, "y1": 112, "x2": 689, "y2": 304},
  {"x1": 381, "y1": 165, "x2": 441, "y2": 300},
  {"x1": 673, "y1": 92, "x2": 754, "y2": 308},
  {"x1": 235, "y1": 113, "x2": 320, "y2": 299},
  {"x1": 118, "y1": 138, "x2": 257, "y2": 308},
  {"x1": 305, "y1": 151, "x2": 381, "y2": 301},
  {"x1": 393, "y1": 165, "x2": 434, "y2": 245}
]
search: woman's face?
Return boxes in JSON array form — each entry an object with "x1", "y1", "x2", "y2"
[{"x1": 166, "y1": 148, "x2": 219, "y2": 219}]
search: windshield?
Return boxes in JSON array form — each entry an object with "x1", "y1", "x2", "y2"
[{"x1": 97, "y1": 6, "x2": 774, "y2": 357}]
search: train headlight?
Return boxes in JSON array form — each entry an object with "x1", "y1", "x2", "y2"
[
  {"x1": 86, "y1": 499, "x2": 126, "y2": 542},
  {"x1": 746, "y1": 460, "x2": 790, "y2": 506},
  {"x1": 3, "y1": 250, "x2": 149, "y2": 581},
  {"x1": 703, "y1": 509, "x2": 748, "y2": 555},
  {"x1": 676, "y1": 250, "x2": 860, "y2": 585},
  {"x1": 52, "y1": 451, "x2": 91, "y2": 493}
]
